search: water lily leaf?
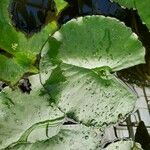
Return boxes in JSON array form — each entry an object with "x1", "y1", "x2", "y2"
[
  {"x1": 104, "y1": 141, "x2": 143, "y2": 150},
  {"x1": 113, "y1": 0, "x2": 150, "y2": 30},
  {"x1": 0, "y1": 0, "x2": 67, "y2": 84},
  {"x1": 41, "y1": 62, "x2": 136, "y2": 128},
  {"x1": 0, "y1": 75, "x2": 64, "y2": 149},
  {"x1": 47, "y1": 16, "x2": 145, "y2": 72},
  {"x1": 40, "y1": 16, "x2": 145, "y2": 128},
  {"x1": 5, "y1": 125, "x2": 101, "y2": 150}
]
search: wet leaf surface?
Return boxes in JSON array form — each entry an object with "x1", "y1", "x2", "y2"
[
  {"x1": 0, "y1": 75, "x2": 64, "y2": 149},
  {"x1": 4, "y1": 125, "x2": 101, "y2": 150},
  {"x1": 40, "y1": 16, "x2": 145, "y2": 128}
]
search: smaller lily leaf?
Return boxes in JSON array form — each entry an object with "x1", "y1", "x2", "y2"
[
  {"x1": 0, "y1": 75, "x2": 64, "y2": 149},
  {"x1": 104, "y1": 141, "x2": 143, "y2": 150},
  {"x1": 4, "y1": 125, "x2": 101, "y2": 150}
]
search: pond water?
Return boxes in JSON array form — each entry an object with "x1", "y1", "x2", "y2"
[{"x1": 10, "y1": 0, "x2": 56, "y2": 34}]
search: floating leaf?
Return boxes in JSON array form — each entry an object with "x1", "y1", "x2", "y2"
[
  {"x1": 40, "y1": 16, "x2": 145, "y2": 128},
  {"x1": 0, "y1": 75, "x2": 64, "y2": 149},
  {"x1": 4, "y1": 125, "x2": 100, "y2": 150},
  {"x1": 113, "y1": 0, "x2": 150, "y2": 30},
  {"x1": 45, "y1": 16, "x2": 145, "y2": 72},
  {"x1": 42, "y1": 63, "x2": 137, "y2": 127}
]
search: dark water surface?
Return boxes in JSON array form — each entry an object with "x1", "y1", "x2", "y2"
[
  {"x1": 10, "y1": 0, "x2": 57, "y2": 35},
  {"x1": 58, "y1": 0, "x2": 128, "y2": 25}
]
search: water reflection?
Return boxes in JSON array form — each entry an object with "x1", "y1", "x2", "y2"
[
  {"x1": 59, "y1": 0, "x2": 128, "y2": 25},
  {"x1": 10, "y1": 0, "x2": 56, "y2": 35}
]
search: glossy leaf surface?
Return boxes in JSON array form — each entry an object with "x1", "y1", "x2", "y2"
[{"x1": 48, "y1": 16, "x2": 145, "y2": 71}]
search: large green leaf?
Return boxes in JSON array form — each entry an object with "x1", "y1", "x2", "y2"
[
  {"x1": 113, "y1": 0, "x2": 150, "y2": 30},
  {"x1": 40, "y1": 16, "x2": 145, "y2": 128},
  {"x1": 0, "y1": 0, "x2": 67, "y2": 84},
  {"x1": 41, "y1": 62, "x2": 136, "y2": 128},
  {"x1": 0, "y1": 75, "x2": 64, "y2": 149},
  {"x1": 4, "y1": 125, "x2": 101, "y2": 150},
  {"x1": 104, "y1": 141, "x2": 143, "y2": 150},
  {"x1": 47, "y1": 16, "x2": 145, "y2": 72}
]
